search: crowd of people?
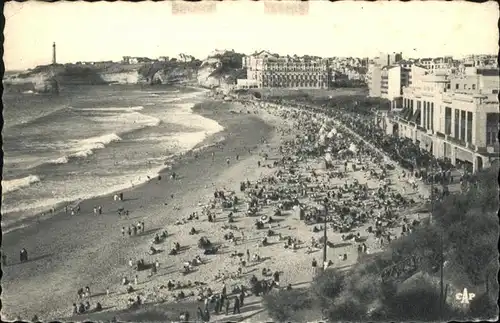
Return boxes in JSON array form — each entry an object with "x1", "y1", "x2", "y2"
[
  {"x1": 16, "y1": 93, "x2": 469, "y2": 322},
  {"x1": 139, "y1": 97, "x2": 438, "y2": 321}
]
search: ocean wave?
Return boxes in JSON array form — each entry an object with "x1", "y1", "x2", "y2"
[
  {"x1": 9, "y1": 105, "x2": 71, "y2": 128},
  {"x1": 171, "y1": 103, "x2": 225, "y2": 134},
  {"x1": 90, "y1": 111, "x2": 161, "y2": 128},
  {"x1": 2, "y1": 175, "x2": 41, "y2": 194},
  {"x1": 1, "y1": 166, "x2": 165, "y2": 225},
  {"x1": 50, "y1": 156, "x2": 70, "y2": 164},
  {"x1": 163, "y1": 97, "x2": 182, "y2": 103},
  {"x1": 40, "y1": 111, "x2": 161, "y2": 167},
  {"x1": 70, "y1": 106, "x2": 144, "y2": 112},
  {"x1": 70, "y1": 133, "x2": 122, "y2": 157}
]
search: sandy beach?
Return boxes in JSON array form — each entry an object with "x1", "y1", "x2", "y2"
[
  {"x1": 2, "y1": 95, "x2": 429, "y2": 322},
  {"x1": 1, "y1": 98, "x2": 274, "y2": 320}
]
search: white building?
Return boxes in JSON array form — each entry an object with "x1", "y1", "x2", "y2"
[
  {"x1": 242, "y1": 51, "x2": 330, "y2": 89},
  {"x1": 380, "y1": 67, "x2": 499, "y2": 172}
]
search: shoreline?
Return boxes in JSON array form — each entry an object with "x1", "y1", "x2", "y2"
[
  {"x1": 1, "y1": 91, "x2": 215, "y2": 234},
  {"x1": 2, "y1": 92, "x2": 432, "y2": 322},
  {"x1": 1, "y1": 98, "x2": 276, "y2": 320}
]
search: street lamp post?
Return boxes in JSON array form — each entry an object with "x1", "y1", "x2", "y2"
[
  {"x1": 426, "y1": 145, "x2": 445, "y2": 317},
  {"x1": 323, "y1": 203, "x2": 328, "y2": 265},
  {"x1": 322, "y1": 197, "x2": 329, "y2": 268}
]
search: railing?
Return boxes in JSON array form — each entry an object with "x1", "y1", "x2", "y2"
[
  {"x1": 446, "y1": 135, "x2": 467, "y2": 148},
  {"x1": 436, "y1": 131, "x2": 445, "y2": 139}
]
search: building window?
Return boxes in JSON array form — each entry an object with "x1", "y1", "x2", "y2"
[
  {"x1": 427, "y1": 104, "x2": 431, "y2": 130},
  {"x1": 460, "y1": 110, "x2": 466, "y2": 141},
  {"x1": 422, "y1": 102, "x2": 426, "y2": 128},
  {"x1": 466, "y1": 112, "x2": 473, "y2": 143},
  {"x1": 454, "y1": 109, "x2": 460, "y2": 139},
  {"x1": 486, "y1": 113, "x2": 499, "y2": 145},
  {"x1": 472, "y1": 84, "x2": 476, "y2": 90},
  {"x1": 455, "y1": 84, "x2": 459, "y2": 90},
  {"x1": 430, "y1": 103, "x2": 434, "y2": 131},
  {"x1": 445, "y1": 107, "x2": 452, "y2": 135}
]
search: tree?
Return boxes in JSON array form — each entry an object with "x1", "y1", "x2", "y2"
[
  {"x1": 311, "y1": 269, "x2": 345, "y2": 307},
  {"x1": 262, "y1": 289, "x2": 313, "y2": 322}
]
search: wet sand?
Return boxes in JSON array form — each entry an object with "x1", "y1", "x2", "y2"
[
  {"x1": 1, "y1": 100, "x2": 274, "y2": 320},
  {"x1": 1, "y1": 96, "x2": 429, "y2": 323}
]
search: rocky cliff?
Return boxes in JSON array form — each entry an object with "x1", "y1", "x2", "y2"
[
  {"x1": 3, "y1": 51, "x2": 246, "y2": 93},
  {"x1": 196, "y1": 51, "x2": 246, "y2": 88}
]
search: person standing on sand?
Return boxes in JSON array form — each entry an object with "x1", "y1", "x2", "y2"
[
  {"x1": 204, "y1": 307, "x2": 210, "y2": 322},
  {"x1": 122, "y1": 227, "x2": 125, "y2": 236},
  {"x1": 233, "y1": 296, "x2": 241, "y2": 314},
  {"x1": 226, "y1": 158, "x2": 230, "y2": 166},
  {"x1": 239, "y1": 290, "x2": 245, "y2": 306},
  {"x1": 225, "y1": 298, "x2": 230, "y2": 315},
  {"x1": 203, "y1": 297, "x2": 209, "y2": 312},
  {"x1": 98, "y1": 206, "x2": 102, "y2": 215},
  {"x1": 141, "y1": 221, "x2": 145, "y2": 233},
  {"x1": 197, "y1": 306, "x2": 204, "y2": 321},
  {"x1": 214, "y1": 296, "x2": 221, "y2": 315}
]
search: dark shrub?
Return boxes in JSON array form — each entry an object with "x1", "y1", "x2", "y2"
[
  {"x1": 311, "y1": 269, "x2": 345, "y2": 307},
  {"x1": 263, "y1": 289, "x2": 312, "y2": 322}
]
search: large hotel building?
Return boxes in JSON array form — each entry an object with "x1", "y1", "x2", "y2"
[
  {"x1": 376, "y1": 66, "x2": 499, "y2": 172},
  {"x1": 237, "y1": 51, "x2": 330, "y2": 89}
]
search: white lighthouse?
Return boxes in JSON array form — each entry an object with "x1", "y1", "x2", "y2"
[{"x1": 52, "y1": 42, "x2": 57, "y2": 65}]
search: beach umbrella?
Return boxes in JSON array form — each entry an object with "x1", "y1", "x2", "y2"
[{"x1": 349, "y1": 143, "x2": 358, "y2": 153}]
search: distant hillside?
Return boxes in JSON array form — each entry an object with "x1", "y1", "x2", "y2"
[{"x1": 3, "y1": 51, "x2": 247, "y2": 93}]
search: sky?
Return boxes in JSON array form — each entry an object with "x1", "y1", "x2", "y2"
[{"x1": 4, "y1": 1, "x2": 499, "y2": 71}]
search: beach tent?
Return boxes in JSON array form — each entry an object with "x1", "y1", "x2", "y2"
[{"x1": 348, "y1": 143, "x2": 358, "y2": 154}]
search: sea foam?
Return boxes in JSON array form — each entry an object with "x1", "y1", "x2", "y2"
[
  {"x1": 71, "y1": 106, "x2": 144, "y2": 112},
  {"x1": 70, "y1": 133, "x2": 122, "y2": 157},
  {"x1": 2, "y1": 175, "x2": 41, "y2": 194}
]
